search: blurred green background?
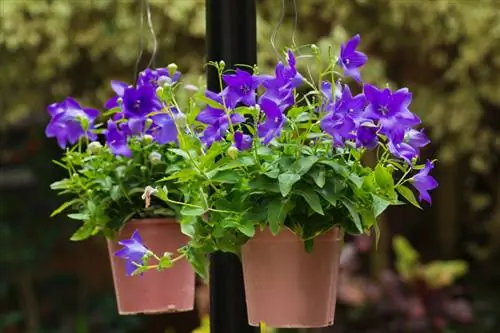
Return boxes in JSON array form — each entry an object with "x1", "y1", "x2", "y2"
[{"x1": 1, "y1": 0, "x2": 500, "y2": 332}]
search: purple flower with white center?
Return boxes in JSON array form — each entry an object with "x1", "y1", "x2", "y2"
[
  {"x1": 104, "y1": 80, "x2": 129, "y2": 109},
  {"x1": 257, "y1": 98, "x2": 286, "y2": 145},
  {"x1": 45, "y1": 97, "x2": 99, "y2": 148},
  {"x1": 115, "y1": 230, "x2": 151, "y2": 276},
  {"x1": 356, "y1": 121, "x2": 378, "y2": 149},
  {"x1": 234, "y1": 131, "x2": 252, "y2": 151},
  {"x1": 138, "y1": 67, "x2": 181, "y2": 88},
  {"x1": 338, "y1": 34, "x2": 368, "y2": 83},
  {"x1": 410, "y1": 160, "x2": 438, "y2": 205},
  {"x1": 222, "y1": 69, "x2": 262, "y2": 106},
  {"x1": 197, "y1": 108, "x2": 245, "y2": 147},
  {"x1": 320, "y1": 109, "x2": 355, "y2": 147},
  {"x1": 104, "y1": 120, "x2": 132, "y2": 157},
  {"x1": 363, "y1": 84, "x2": 420, "y2": 143},
  {"x1": 149, "y1": 113, "x2": 178, "y2": 144}
]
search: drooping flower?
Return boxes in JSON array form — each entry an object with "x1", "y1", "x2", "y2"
[
  {"x1": 257, "y1": 98, "x2": 286, "y2": 145},
  {"x1": 138, "y1": 67, "x2": 181, "y2": 88},
  {"x1": 197, "y1": 108, "x2": 245, "y2": 146},
  {"x1": 104, "y1": 80, "x2": 129, "y2": 109},
  {"x1": 104, "y1": 120, "x2": 132, "y2": 157},
  {"x1": 222, "y1": 69, "x2": 262, "y2": 106},
  {"x1": 114, "y1": 230, "x2": 151, "y2": 276},
  {"x1": 363, "y1": 84, "x2": 420, "y2": 143},
  {"x1": 45, "y1": 97, "x2": 99, "y2": 148},
  {"x1": 338, "y1": 34, "x2": 368, "y2": 83},
  {"x1": 410, "y1": 160, "x2": 438, "y2": 205},
  {"x1": 234, "y1": 131, "x2": 252, "y2": 151}
]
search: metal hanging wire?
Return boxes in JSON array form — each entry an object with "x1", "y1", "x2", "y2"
[{"x1": 133, "y1": 0, "x2": 158, "y2": 85}]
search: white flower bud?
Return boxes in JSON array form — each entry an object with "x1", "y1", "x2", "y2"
[
  {"x1": 227, "y1": 146, "x2": 238, "y2": 160},
  {"x1": 149, "y1": 151, "x2": 162, "y2": 164},
  {"x1": 167, "y1": 63, "x2": 178, "y2": 77},
  {"x1": 174, "y1": 112, "x2": 187, "y2": 129},
  {"x1": 143, "y1": 134, "x2": 153, "y2": 143},
  {"x1": 87, "y1": 141, "x2": 102, "y2": 154}
]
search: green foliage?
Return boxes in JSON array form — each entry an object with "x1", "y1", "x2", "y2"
[
  {"x1": 49, "y1": 137, "x2": 183, "y2": 239},
  {"x1": 393, "y1": 235, "x2": 469, "y2": 289}
]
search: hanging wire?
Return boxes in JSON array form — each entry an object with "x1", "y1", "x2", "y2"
[
  {"x1": 133, "y1": 0, "x2": 145, "y2": 85},
  {"x1": 270, "y1": 0, "x2": 286, "y2": 59},
  {"x1": 145, "y1": 0, "x2": 158, "y2": 69},
  {"x1": 290, "y1": 0, "x2": 315, "y2": 88}
]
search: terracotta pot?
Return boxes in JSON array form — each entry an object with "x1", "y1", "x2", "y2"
[
  {"x1": 107, "y1": 218, "x2": 195, "y2": 315},
  {"x1": 242, "y1": 227, "x2": 342, "y2": 328}
]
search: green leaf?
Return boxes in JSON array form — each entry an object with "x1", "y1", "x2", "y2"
[
  {"x1": 375, "y1": 164, "x2": 394, "y2": 190},
  {"x1": 248, "y1": 176, "x2": 280, "y2": 193},
  {"x1": 372, "y1": 194, "x2": 391, "y2": 217},
  {"x1": 197, "y1": 93, "x2": 224, "y2": 109},
  {"x1": 340, "y1": 198, "x2": 363, "y2": 233},
  {"x1": 309, "y1": 167, "x2": 326, "y2": 188},
  {"x1": 70, "y1": 222, "x2": 96, "y2": 241},
  {"x1": 396, "y1": 185, "x2": 421, "y2": 209},
  {"x1": 267, "y1": 198, "x2": 289, "y2": 235},
  {"x1": 67, "y1": 213, "x2": 89, "y2": 220},
  {"x1": 180, "y1": 206, "x2": 205, "y2": 216},
  {"x1": 296, "y1": 189, "x2": 324, "y2": 215},
  {"x1": 278, "y1": 172, "x2": 301, "y2": 197},
  {"x1": 50, "y1": 199, "x2": 80, "y2": 217},
  {"x1": 110, "y1": 185, "x2": 121, "y2": 201},
  {"x1": 237, "y1": 222, "x2": 255, "y2": 237},
  {"x1": 291, "y1": 156, "x2": 319, "y2": 175},
  {"x1": 210, "y1": 170, "x2": 240, "y2": 183},
  {"x1": 169, "y1": 148, "x2": 190, "y2": 160},
  {"x1": 50, "y1": 179, "x2": 71, "y2": 190}
]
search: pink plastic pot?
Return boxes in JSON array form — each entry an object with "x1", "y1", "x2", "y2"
[
  {"x1": 107, "y1": 218, "x2": 195, "y2": 315},
  {"x1": 242, "y1": 227, "x2": 342, "y2": 328}
]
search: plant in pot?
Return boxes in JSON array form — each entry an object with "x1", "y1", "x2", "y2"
[
  {"x1": 46, "y1": 66, "x2": 196, "y2": 315},
  {"x1": 108, "y1": 35, "x2": 437, "y2": 327}
]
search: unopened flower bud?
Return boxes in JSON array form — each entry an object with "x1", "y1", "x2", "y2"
[
  {"x1": 156, "y1": 86, "x2": 164, "y2": 95},
  {"x1": 144, "y1": 119, "x2": 153, "y2": 131},
  {"x1": 184, "y1": 84, "x2": 199, "y2": 92},
  {"x1": 117, "y1": 97, "x2": 123, "y2": 105},
  {"x1": 219, "y1": 60, "x2": 225, "y2": 70},
  {"x1": 311, "y1": 44, "x2": 320, "y2": 55},
  {"x1": 158, "y1": 76, "x2": 173, "y2": 87},
  {"x1": 174, "y1": 112, "x2": 187, "y2": 129},
  {"x1": 87, "y1": 141, "x2": 103, "y2": 154},
  {"x1": 227, "y1": 146, "x2": 238, "y2": 160},
  {"x1": 149, "y1": 151, "x2": 162, "y2": 164},
  {"x1": 167, "y1": 63, "x2": 178, "y2": 77}
]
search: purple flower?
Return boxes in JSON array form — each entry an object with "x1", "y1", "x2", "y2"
[
  {"x1": 334, "y1": 84, "x2": 366, "y2": 123},
  {"x1": 338, "y1": 34, "x2": 368, "y2": 83},
  {"x1": 406, "y1": 129, "x2": 430, "y2": 149},
  {"x1": 104, "y1": 80, "x2": 129, "y2": 109},
  {"x1": 356, "y1": 121, "x2": 378, "y2": 149},
  {"x1": 234, "y1": 131, "x2": 252, "y2": 151},
  {"x1": 122, "y1": 85, "x2": 162, "y2": 120},
  {"x1": 319, "y1": 81, "x2": 342, "y2": 113},
  {"x1": 197, "y1": 108, "x2": 245, "y2": 146},
  {"x1": 320, "y1": 110, "x2": 355, "y2": 147},
  {"x1": 388, "y1": 141, "x2": 417, "y2": 165},
  {"x1": 222, "y1": 69, "x2": 262, "y2": 106},
  {"x1": 410, "y1": 160, "x2": 438, "y2": 205},
  {"x1": 363, "y1": 84, "x2": 420, "y2": 143},
  {"x1": 261, "y1": 50, "x2": 303, "y2": 110},
  {"x1": 45, "y1": 97, "x2": 99, "y2": 148},
  {"x1": 138, "y1": 67, "x2": 181, "y2": 88},
  {"x1": 115, "y1": 230, "x2": 150, "y2": 276},
  {"x1": 149, "y1": 113, "x2": 178, "y2": 144},
  {"x1": 257, "y1": 98, "x2": 286, "y2": 145},
  {"x1": 104, "y1": 120, "x2": 132, "y2": 157}
]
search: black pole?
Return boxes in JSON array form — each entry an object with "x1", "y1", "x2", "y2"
[{"x1": 206, "y1": 1, "x2": 257, "y2": 333}]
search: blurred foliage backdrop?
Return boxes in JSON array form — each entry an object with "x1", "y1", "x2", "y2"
[{"x1": 1, "y1": 0, "x2": 500, "y2": 332}]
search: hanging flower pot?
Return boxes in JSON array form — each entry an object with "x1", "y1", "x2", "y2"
[
  {"x1": 107, "y1": 218, "x2": 195, "y2": 315},
  {"x1": 241, "y1": 227, "x2": 342, "y2": 327}
]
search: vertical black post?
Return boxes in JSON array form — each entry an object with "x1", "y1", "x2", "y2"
[{"x1": 206, "y1": 1, "x2": 257, "y2": 333}]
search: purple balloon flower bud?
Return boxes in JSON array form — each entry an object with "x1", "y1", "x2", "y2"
[
  {"x1": 114, "y1": 230, "x2": 150, "y2": 276},
  {"x1": 45, "y1": 97, "x2": 99, "y2": 149}
]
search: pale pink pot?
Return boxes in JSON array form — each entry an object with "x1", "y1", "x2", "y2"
[
  {"x1": 107, "y1": 218, "x2": 195, "y2": 315},
  {"x1": 242, "y1": 227, "x2": 342, "y2": 328}
]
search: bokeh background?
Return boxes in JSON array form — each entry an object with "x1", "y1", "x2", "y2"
[{"x1": 1, "y1": 0, "x2": 500, "y2": 332}]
